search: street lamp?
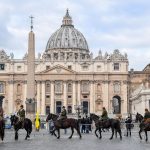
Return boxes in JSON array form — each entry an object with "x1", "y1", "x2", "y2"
[{"x1": 74, "y1": 105, "x2": 83, "y2": 119}]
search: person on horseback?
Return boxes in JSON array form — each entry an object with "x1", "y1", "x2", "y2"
[
  {"x1": 17, "y1": 105, "x2": 25, "y2": 128},
  {"x1": 59, "y1": 106, "x2": 67, "y2": 120},
  {"x1": 144, "y1": 108, "x2": 150, "y2": 124},
  {"x1": 101, "y1": 107, "x2": 108, "y2": 120}
]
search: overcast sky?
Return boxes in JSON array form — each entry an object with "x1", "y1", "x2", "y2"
[{"x1": 0, "y1": 0, "x2": 150, "y2": 70}]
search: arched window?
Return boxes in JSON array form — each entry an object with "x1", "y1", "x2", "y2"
[
  {"x1": 114, "y1": 82, "x2": 120, "y2": 93},
  {"x1": 0, "y1": 82, "x2": 4, "y2": 93},
  {"x1": 67, "y1": 83, "x2": 72, "y2": 93},
  {"x1": 17, "y1": 84, "x2": 21, "y2": 93},
  {"x1": 46, "y1": 81, "x2": 50, "y2": 93}
]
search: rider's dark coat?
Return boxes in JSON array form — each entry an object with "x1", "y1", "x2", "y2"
[
  {"x1": 101, "y1": 110, "x2": 108, "y2": 120},
  {"x1": 60, "y1": 108, "x2": 67, "y2": 119},
  {"x1": 17, "y1": 108, "x2": 25, "y2": 121}
]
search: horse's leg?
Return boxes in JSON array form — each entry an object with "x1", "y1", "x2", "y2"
[
  {"x1": 57, "y1": 129, "x2": 60, "y2": 139},
  {"x1": 130, "y1": 128, "x2": 131, "y2": 137},
  {"x1": 127, "y1": 128, "x2": 128, "y2": 137},
  {"x1": 118, "y1": 129, "x2": 122, "y2": 140},
  {"x1": 110, "y1": 128, "x2": 114, "y2": 140},
  {"x1": 145, "y1": 130, "x2": 148, "y2": 142},
  {"x1": 76, "y1": 126, "x2": 82, "y2": 139},
  {"x1": 52, "y1": 128, "x2": 58, "y2": 137},
  {"x1": 69, "y1": 127, "x2": 74, "y2": 139},
  {"x1": 115, "y1": 130, "x2": 117, "y2": 138},
  {"x1": 99, "y1": 128, "x2": 102, "y2": 139},
  {"x1": 15, "y1": 130, "x2": 18, "y2": 140},
  {"x1": 95, "y1": 128, "x2": 99, "y2": 138},
  {"x1": 139, "y1": 129, "x2": 142, "y2": 140}
]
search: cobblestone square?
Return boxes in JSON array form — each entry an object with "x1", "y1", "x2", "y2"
[{"x1": 0, "y1": 129, "x2": 150, "y2": 150}]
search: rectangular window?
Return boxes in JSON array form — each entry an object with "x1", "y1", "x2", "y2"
[
  {"x1": 97, "y1": 65, "x2": 101, "y2": 71},
  {"x1": 17, "y1": 66, "x2": 21, "y2": 71},
  {"x1": 0, "y1": 83, "x2": 4, "y2": 93},
  {"x1": 0, "y1": 64, "x2": 5, "y2": 70},
  {"x1": 46, "y1": 66, "x2": 50, "y2": 70},
  {"x1": 68, "y1": 65, "x2": 72, "y2": 70},
  {"x1": 68, "y1": 95, "x2": 72, "y2": 99},
  {"x1": 114, "y1": 63, "x2": 119, "y2": 71},
  {"x1": 82, "y1": 66, "x2": 88, "y2": 71}
]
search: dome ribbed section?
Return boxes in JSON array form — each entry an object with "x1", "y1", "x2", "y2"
[{"x1": 45, "y1": 10, "x2": 89, "y2": 52}]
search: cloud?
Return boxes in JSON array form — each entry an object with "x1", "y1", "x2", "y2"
[{"x1": 0, "y1": 0, "x2": 150, "y2": 70}]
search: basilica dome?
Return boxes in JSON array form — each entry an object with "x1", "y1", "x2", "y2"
[{"x1": 45, "y1": 10, "x2": 89, "y2": 52}]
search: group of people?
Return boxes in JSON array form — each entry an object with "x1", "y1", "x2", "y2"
[{"x1": 0, "y1": 104, "x2": 150, "y2": 130}]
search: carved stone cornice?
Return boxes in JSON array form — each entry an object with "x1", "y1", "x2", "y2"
[{"x1": 102, "y1": 80, "x2": 110, "y2": 84}]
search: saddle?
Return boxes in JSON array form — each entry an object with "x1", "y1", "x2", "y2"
[{"x1": 58, "y1": 118, "x2": 67, "y2": 128}]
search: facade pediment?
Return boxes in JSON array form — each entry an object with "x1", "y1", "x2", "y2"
[{"x1": 39, "y1": 65, "x2": 76, "y2": 74}]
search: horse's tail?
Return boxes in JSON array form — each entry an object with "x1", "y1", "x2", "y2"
[{"x1": 27, "y1": 119, "x2": 32, "y2": 134}]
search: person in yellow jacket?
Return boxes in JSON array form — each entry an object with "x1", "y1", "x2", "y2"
[{"x1": 35, "y1": 112, "x2": 41, "y2": 131}]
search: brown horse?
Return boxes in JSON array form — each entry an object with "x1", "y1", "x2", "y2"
[
  {"x1": 139, "y1": 121, "x2": 150, "y2": 142},
  {"x1": 46, "y1": 113, "x2": 81, "y2": 139},
  {"x1": 0, "y1": 119, "x2": 5, "y2": 141},
  {"x1": 90, "y1": 113, "x2": 122, "y2": 140}
]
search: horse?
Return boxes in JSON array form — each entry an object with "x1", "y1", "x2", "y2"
[
  {"x1": 46, "y1": 113, "x2": 81, "y2": 139},
  {"x1": 0, "y1": 119, "x2": 5, "y2": 141},
  {"x1": 136, "y1": 113, "x2": 144, "y2": 123},
  {"x1": 10, "y1": 115, "x2": 32, "y2": 140},
  {"x1": 139, "y1": 120, "x2": 150, "y2": 142},
  {"x1": 90, "y1": 113, "x2": 122, "y2": 140},
  {"x1": 125, "y1": 117, "x2": 134, "y2": 137}
]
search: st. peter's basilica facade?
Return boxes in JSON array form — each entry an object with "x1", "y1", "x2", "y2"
[{"x1": 0, "y1": 10, "x2": 129, "y2": 116}]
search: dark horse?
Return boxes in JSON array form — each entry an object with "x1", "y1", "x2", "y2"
[
  {"x1": 46, "y1": 113, "x2": 81, "y2": 139},
  {"x1": 90, "y1": 113, "x2": 122, "y2": 140},
  {"x1": 0, "y1": 120, "x2": 5, "y2": 141},
  {"x1": 139, "y1": 121, "x2": 150, "y2": 142},
  {"x1": 10, "y1": 115, "x2": 32, "y2": 140}
]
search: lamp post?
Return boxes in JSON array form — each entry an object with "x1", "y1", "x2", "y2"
[{"x1": 74, "y1": 105, "x2": 83, "y2": 119}]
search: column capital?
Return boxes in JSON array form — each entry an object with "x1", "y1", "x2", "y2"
[
  {"x1": 36, "y1": 80, "x2": 41, "y2": 84},
  {"x1": 8, "y1": 80, "x2": 14, "y2": 84},
  {"x1": 102, "y1": 80, "x2": 110, "y2": 84}
]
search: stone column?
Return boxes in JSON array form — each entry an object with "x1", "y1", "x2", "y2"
[
  {"x1": 77, "y1": 81, "x2": 81, "y2": 105},
  {"x1": 63, "y1": 81, "x2": 67, "y2": 108},
  {"x1": 8, "y1": 80, "x2": 14, "y2": 114},
  {"x1": 90, "y1": 81, "x2": 94, "y2": 113},
  {"x1": 122, "y1": 81, "x2": 128, "y2": 114},
  {"x1": 37, "y1": 81, "x2": 41, "y2": 113},
  {"x1": 72, "y1": 81, "x2": 76, "y2": 113},
  {"x1": 103, "y1": 80, "x2": 109, "y2": 111},
  {"x1": 93, "y1": 82, "x2": 96, "y2": 113},
  {"x1": 50, "y1": 81, "x2": 54, "y2": 113},
  {"x1": 23, "y1": 81, "x2": 27, "y2": 109},
  {"x1": 41, "y1": 81, "x2": 45, "y2": 115}
]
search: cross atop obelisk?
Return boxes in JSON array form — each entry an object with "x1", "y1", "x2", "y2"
[{"x1": 29, "y1": 15, "x2": 34, "y2": 31}]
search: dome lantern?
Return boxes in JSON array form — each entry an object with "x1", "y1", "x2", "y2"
[{"x1": 62, "y1": 9, "x2": 73, "y2": 27}]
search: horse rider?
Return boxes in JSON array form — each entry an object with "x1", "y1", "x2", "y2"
[
  {"x1": 144, "y1": 108, "x2": 150, "y2": 124},
  {"x1": 17, "y1": 105, "x2": 25, "y2": 128},
  {"x1": 101, "y1": 107, "x2": 108, "y2": 120},
  {"x1": 59, "y1": 106, "x2": 67, "y2": 120}
]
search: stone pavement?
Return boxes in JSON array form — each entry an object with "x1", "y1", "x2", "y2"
[{"x1": 0, "y1": 129, "x2": 150, "y2": 150}]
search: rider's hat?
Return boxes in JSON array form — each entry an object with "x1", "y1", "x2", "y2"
[
  {"x1": 62, "y1": 106, "x2": 65, "y2": 108},
  {"x1": 20, "y1": 105, "x2": 23, "y2": 108}
]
